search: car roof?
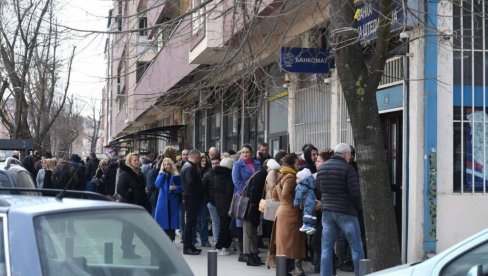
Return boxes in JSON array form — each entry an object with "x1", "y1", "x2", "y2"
[{"x1": 0, "y1": 195, "x2": 141, "y2": 215}]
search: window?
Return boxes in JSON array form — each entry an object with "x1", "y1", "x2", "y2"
[
  {"x1": 441, "y1": 241, "x2": 488, "y2": 276},
  {"x1": 190, "y1": 0, "x2": 205, "y2": 49},
  {"x1": 139, "y1": 17, "x2": 147, "y2": 36},
  {"x1": 452, "y1": 0, "x2": 488, "y2": 193},
  {"x1": 35, "y1": 210, "x2": 190, "y2": 276},
  {"x1": 136, "y1": 62, "x2": 150, "y2": 83},
  {"x1": 0, "y1": 216, "x2": 7, "y2": 275},
  {"x1": 116, "y1": 1, "x2": 122, "y2": 31}
]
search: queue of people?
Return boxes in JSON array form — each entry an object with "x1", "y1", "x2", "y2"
[{"x1": 36, "y1": 141, "x2": 362, "y2": 275}]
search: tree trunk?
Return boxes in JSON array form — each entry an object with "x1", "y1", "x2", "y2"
[{"x1": 328, "y1": 0, "x2": 401, "y2": 270}]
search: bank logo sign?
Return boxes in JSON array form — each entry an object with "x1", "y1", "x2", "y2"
[
  {"x1": 356, "y1": 0, "x2": 406, "y2": 43},
  {"x1": 280, "y1": 47, "x2": 333, "y2": 74}
]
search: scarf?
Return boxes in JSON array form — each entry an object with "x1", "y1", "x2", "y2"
[{"x1": 279, "y1": 166, "x2": 297, "y2": 176}]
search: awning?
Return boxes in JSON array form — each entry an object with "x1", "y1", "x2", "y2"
[{"x1": 108, "y1": 125, "x2": 186, "y2": 150}]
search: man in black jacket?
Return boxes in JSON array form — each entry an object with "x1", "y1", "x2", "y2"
[
  {"x1": 317, "y1": 143, "x2": 364, "y2": 276},
  {"x1": 180, "y1": 149, "x2": 203, "y2": 255}
]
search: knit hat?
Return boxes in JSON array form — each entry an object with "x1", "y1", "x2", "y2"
[{"x1": 297, "y1": 168, "x2": 312, "y2": 181}]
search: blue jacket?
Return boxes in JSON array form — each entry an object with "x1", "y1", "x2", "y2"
[
  {"x1": 294, "y1": 175, "x2": 316, "y2": 207},
  {"x1": 154, "y1": 172, "x2": 182, "y2": 230},
  {"x1": 232, "y1": 158, "x2": 261, "y2": 194},
  {"x1": 232, "y1": 158, "x2": 260, "y2": 227}
]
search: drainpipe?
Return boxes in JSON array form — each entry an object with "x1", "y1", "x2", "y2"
[{"x1": 423, "y1": 0, "x2": 438, "y2": 256}]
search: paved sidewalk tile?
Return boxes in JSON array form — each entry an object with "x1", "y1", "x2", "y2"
[{"x1": 174, "y1": 234, "x2": 354, "y2": 276}]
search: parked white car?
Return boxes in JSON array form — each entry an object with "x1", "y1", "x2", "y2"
[
  {"x1": 0, "y1": 194, "x2": 194, "y2": 275},
  {"x1": 369, "y1": 228, "x2": 488, "y2": 275}
]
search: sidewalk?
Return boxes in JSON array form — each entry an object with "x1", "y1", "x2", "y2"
[{"x1": 175, "y1": 234, "x2": 354, "y2": 276}]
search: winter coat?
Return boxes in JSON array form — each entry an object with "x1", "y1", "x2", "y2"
[
  {"x1": 94, "y1": 168, "x2": 105, "y2": 194},
  {"x1": 202, "y1": 169, "x2": 217, "y2": 205},
  {"x1": 265, "y1": 159, "x2": 280, "y2": 200},
  {"x1": 294, "y1": 175, "x2": 316, "y2": 207},
  {"x1": 272, "y1": 166, "x2": 305, "y2": 259},
  {"x1": 86, "y1": 157, "x2": 100, "y2": 180},
  {"x1": 116, "y1": 163, "x2": 150, "y2": 211},
  {"x1": 317, "y1": 155, "x2": 362, "y2": 216},
  {"x1": 213, "y1": 166, "x2": 234, "y2": 217},
  {"x1": 154, "y1": 173, "x2": 182, "y2": 230},
  {"x1": 104, "y1": 161, "x2": 117, "y2": 196},
  {"x1": 245, "y1": 167, "x2": 267, "y2": 227},
  {"x1": 43, "y1": 170, "x2": 53, "y2": 189},
  {"x1": 232, "y1": 158, "x2": 260, "y2": 227},
  {"x1": 180, "y1": 160, "x2": 203, "y2": 199}
]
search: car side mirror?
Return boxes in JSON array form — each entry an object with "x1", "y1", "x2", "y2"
[{"x1": 467, "y1": 265, "x2": 483, "y2": 276}]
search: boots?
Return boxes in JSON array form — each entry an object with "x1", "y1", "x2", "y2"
[
  {"x1": 238, "y1": 242, "x2": 248, "y2": 262},
  {"x1": 246, "y1": 254, "x2": 262, "y2": 266},
  {"x1": 290, "y1": 259, "x2": 305, "y2": 276}
]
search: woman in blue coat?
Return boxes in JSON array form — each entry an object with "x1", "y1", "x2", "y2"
[
  {"x1": 232, "y1": 144, "x2": 261, "y2": 263},
  {"x1": 154, "y1": 157, "x2": 182, "y2": 241}
]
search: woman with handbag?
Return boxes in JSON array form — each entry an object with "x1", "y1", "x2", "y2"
[
  {"x1": 154, "y1": 158, "x2": 182, "y2": 242},
  {"x1": 116, "y1": 152, "x2": 151, "y2": 259},
  {"x1": 271, "y1": 153, "x2": 305, "y2": 276},
  {"x1": 231, "y1": 144, "x2": 260, "y2": 264},
  {"x1": 93, "y1": 159, "x2": 107, "y2": 194}
]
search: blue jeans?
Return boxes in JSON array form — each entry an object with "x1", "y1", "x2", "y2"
[
  {"x1": 321, "y1": 210, "x2": 364, "y2": 276},
  {"x1": 194, "y1": 203, "x2": 209, "y2": 245},
  {"x1": 207, "y1": 203, "x2": 220, "y2": 244}
]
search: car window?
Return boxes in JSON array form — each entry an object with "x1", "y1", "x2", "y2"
[
  {"x1": 35, "y1": 209, "x2": 192, "y2": 276},
  {"x1": 0, "y1": 216, "x2": 7, "y2": 276},
  {"x1": 441, "y1": 241, "x2": 488, "y2": 276},
  {"x1": 11, "y1": 170, "x2": 35, "y2": 188},
  {"x1": 0, "y1": 173, "x2": 10, "y2": 188}
]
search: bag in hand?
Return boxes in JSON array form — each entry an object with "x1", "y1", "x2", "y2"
[
  {"x1": 263, "y1": 199, "x2": 280, "y2": 221},
  {"x1": 91, "y1": 175, "x2": 103, "y2": 187},
  {"x1": 228, "y1": 194, "x2": 250, "y2": 220}
]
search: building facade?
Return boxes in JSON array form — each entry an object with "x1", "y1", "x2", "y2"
[{"x1": 103, "y1": 0, "x2": 488, "y2": 264}]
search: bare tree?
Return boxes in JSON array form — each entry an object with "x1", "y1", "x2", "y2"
[
  {"x1": 0, "y1": 0, "x2": 74, "y2": 153},
  {"x1": 85, "y1": 98, "x2": 102, "y2": 153},
  {"x1": 50, "y1": 95, "x2": 83, "y2": 157},
  {"x1": 327, "y1": 0, "x2": 401, "y2": 270}
]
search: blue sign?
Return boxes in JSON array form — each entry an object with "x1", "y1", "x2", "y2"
[
  {"x1": 280, "y1": 47, "x2": 334, "y2": 74},
  {"x1": 356, "y1": 0, "x2": 406, "y2": 43}
]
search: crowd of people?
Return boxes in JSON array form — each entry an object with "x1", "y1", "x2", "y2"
[{"x1": 16, "y1": 141, "x2": 364, "y2": 276}]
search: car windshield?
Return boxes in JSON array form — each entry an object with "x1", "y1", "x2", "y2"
[{"x1": 34, "y1": 209, "x2": 192, "y2": 276}]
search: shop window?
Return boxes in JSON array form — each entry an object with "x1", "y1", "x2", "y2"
[{"x1": 452, "y1": 0, "x2": 488, "y2": 193}]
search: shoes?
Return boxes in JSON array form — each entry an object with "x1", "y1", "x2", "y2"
[
  {"x1": 246, "y1": 254, "x2": 262, "y2": 266},
  {"x1": 202, "y1": 242, "x2": 212, "y2": 247},
  {"x1": 183, "y1": 248, "x2": 201, "y2": 255},
  {"x1": 299, "y1": 224, "x2": 311, "y2": 233},
  {"x1": 340, "y1": 261, "x2": 354, "y2": 272},
  {"x1": 306, "y1": 227, "x2": 316, "y2": 235},
  {"x1": 290, "y1": 266, "x2": 305, "y2": 276},
  {"x1": 123, "y1": 252, "x2": 141, "y2": 259},
  {"x1": 216, "y1": 248, "x2": 231, "y2": 256},
  {"x1": 238, "y1": 253, "x2": 248, "y2": 263}
]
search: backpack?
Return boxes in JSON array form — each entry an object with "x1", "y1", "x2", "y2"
[{"x1": 52, "y1": 162, "x2": 79, "y2": 189}]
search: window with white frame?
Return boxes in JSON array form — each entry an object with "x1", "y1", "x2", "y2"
[
  {"x1": 190, "y1": 0, "x2": 205, "y2": 49},
  {"x1": 139, "y1": 16, "x2": 147, "y2": 36},
  {"x1": 452, "y1": 0, "x2": 488, "y2": 193}
]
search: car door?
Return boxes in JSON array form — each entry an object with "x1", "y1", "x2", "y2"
[{"x1": 429, "y1": 231, "x2": 488, "y2": 275}]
